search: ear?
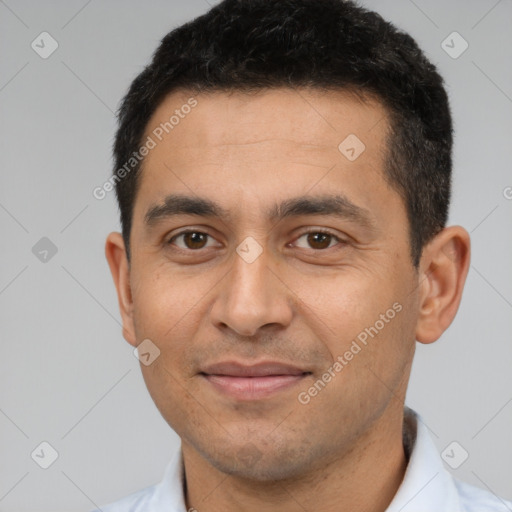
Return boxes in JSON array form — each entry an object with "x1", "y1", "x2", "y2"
[
  {"x1": 105, "y1": 232, "x2": 137, "y2": 347},
  {"x1": 415, "y1": 226, "x2": 471, "y2": 344}
]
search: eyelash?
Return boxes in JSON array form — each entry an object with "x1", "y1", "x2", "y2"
[{"x1": 166, "y1": 229, "x2": 345, "y2": 251}]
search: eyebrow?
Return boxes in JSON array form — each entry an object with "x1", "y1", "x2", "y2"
[{"x1": 144, "y1": 193, "x2": 376, "y2": 230}]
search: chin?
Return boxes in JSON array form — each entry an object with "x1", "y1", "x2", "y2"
[{"x1": 199, "y1": 437, "x2": 317, "y2": 482}]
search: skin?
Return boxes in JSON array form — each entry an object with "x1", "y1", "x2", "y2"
[{"x1": 106, "y1": 88, "x2": 470, "y2": 512}]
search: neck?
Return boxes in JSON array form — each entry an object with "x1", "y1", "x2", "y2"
[{"x1": 182, "y1": 407, "x2": 408, "y2": 512}]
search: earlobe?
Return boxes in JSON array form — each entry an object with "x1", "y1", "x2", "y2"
[
  {"x1": 415, "y1": 226, "x2": 471, "y2": 344},
  {"x1": 105, "y1": 232, "x2": 137, "y2": 347}
]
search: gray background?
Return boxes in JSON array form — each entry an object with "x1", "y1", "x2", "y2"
[{"x1": 0, "y1": 0, "x2": 511, "y2": 510}]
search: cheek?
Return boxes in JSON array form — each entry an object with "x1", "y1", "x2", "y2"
[
  {"x1": 130, "y1": 264, "x2": 222, "y2": 380},
  {"x1": 130, "y1": 261, "x2": 207, "y2": 337},
  {"x1": 291, "y1": 268, "x2": 397, "y2": 334},
  {"x1": 295, "y1": 267, "x2": 414, "y2": 382}
]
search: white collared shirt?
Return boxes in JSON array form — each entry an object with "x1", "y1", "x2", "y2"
[{"x1": 93, "y1": 408, "x2": 512, "y2": 512}]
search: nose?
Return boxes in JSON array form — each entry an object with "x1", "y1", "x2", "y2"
[{"x1": 209, "y1": 244, "x2": 293, "y2": 337}]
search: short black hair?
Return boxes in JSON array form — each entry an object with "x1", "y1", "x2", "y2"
[{"x1": 113, "y1": 0, "x2": 452, "y2": 267}]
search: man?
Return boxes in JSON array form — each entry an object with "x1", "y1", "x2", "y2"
[{"x1": 97, "y1": 0, "x2": 511, "y2": 510}]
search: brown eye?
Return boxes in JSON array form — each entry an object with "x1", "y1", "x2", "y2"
[
  {"x1": 294, "y1": 231, "x2": 341, "y2": 250},
  {"x1": 306, "y1": 232, "x2": 332, "y2": 249},
  {"x1": 169, "y1": 231, "x2": 212, "y2": 250}
]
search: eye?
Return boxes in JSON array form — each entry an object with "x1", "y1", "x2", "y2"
[
  {"x1": 292, "y1": 230, "x2": 344, "y2": 250},
  {"x1": 167, "y1": 230, "x2": 218, "y2": 250}
]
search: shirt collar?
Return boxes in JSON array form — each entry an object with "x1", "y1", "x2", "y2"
[
  {"x1": 385, "y1": 407, "x2": 462, "y2": 511},
  {"x1": 152, "y1": 407, "x2": 463, "y2": 512}
]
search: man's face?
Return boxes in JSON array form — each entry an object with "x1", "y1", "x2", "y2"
[{"x1": 122, "y1": 88, "x2": 421, "y2": 480}]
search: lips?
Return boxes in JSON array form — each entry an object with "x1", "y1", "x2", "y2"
[
  {"x1": 200, "y1": 361, "x2": 311, "y2": 400},
  {"x1": 201, "y1": 361, "x2": 308, "y2": 377}
]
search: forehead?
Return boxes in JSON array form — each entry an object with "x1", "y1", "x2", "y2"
[
  {"x1": 134, "y1": 87, "x2": 399, "y2": 226},
  {"x1": 144, "y1": 87, "x2": 388, "y2": 154}
]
